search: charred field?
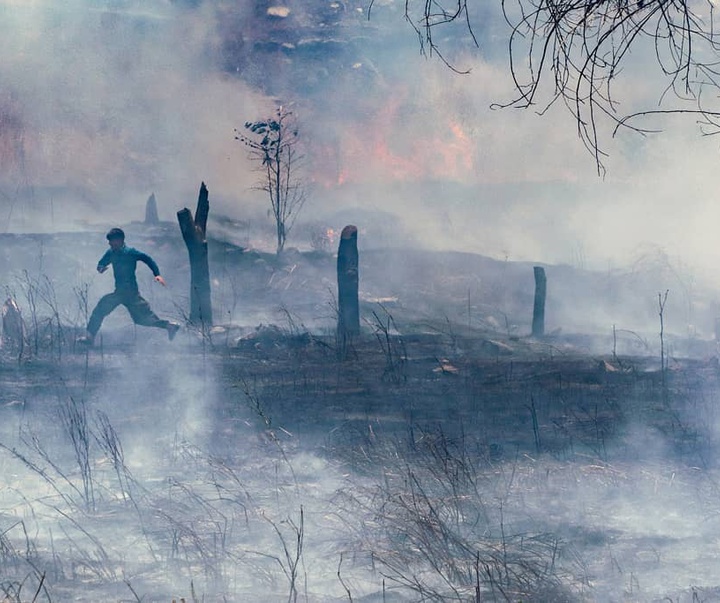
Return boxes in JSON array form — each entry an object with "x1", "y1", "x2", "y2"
[{"x1": 2, "y1": 232, "x2": 720, "y2": 602}]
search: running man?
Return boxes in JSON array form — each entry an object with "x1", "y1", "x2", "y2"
[{"x1": 78, "y1": 228, "x2": 180, "y2": 344}]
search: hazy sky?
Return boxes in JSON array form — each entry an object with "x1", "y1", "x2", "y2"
[{"x1": 1, "y1": 0, "x2": 719, "y2": 282}]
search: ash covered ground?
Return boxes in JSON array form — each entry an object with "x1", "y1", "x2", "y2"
[{"x1": 1, "y1": 226, "x2": 720, "y2": 602}]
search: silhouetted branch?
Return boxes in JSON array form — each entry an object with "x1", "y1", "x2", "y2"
[{"x1": 392, "y1": 1, "x2": 720, "y2": 173}]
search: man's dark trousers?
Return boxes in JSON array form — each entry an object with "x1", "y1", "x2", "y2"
[{"x1": 87, "y1": 288, "x2": 169, "y2": 337}]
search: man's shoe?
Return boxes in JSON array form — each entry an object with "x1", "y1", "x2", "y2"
[{"x1": 167, "y1": 322, "x2": 180, "y2": 341}]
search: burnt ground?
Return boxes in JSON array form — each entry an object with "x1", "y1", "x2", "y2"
[{"x1": 2, "y1": 241, "x2": 720, "y2": 601}]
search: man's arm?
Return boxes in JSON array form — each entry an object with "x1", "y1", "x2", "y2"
[
  {"x1": 134, "y1": 249, "x2": 166, "y2": 286},
  {"x1": 97, "y1": 250, "x2": 112, "y2": 274},
  {"x1": 134, "y1": 250, "x2": 161, "y2": 277}
]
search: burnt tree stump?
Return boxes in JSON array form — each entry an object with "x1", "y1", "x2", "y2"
[
  {"x1": 177, "y1": 182, "x2": 213, "y2": 326},
  {"x1": 2, "y1": 297, "x2": 26, "y2": 354},
  {"x1": 145, "y1": 193, "x2": 159, "y2": 225},
  {"x1": 532, "y1": 266, "x2": 546, "y2": 337},
  {"x1": 337, "y1": 225, "x2": 359, "y2": 340}
]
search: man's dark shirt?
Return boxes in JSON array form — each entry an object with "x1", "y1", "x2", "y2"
[{"x1": 97, "y1": 245, "x2": 160, "y2": 292}]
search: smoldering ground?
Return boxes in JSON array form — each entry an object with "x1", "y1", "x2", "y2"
[
  {"x1": 4, "y1": 335, "x2": 720, "y2": 601},
  {"x1": 2, "y1": 225, "x2": 720, "y2": 601}
]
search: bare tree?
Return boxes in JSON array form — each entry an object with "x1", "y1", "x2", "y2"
[
  {"x1": 384, "y1": 1, "x2": 720, "y2": 173},
  {"x1": 236, "y1": 106, "x2": 307, "y2": 254}
]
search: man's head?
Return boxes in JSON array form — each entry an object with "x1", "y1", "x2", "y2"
[{"x1": 106, "y1": 227, "x2": 125, "y2": 251}]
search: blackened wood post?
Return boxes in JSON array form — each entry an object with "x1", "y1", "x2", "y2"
[
  {"x1": 532, "y1": 266, "x2": 546, "y2": 337},
  {"x1": 177, "y1": 182, "x2": 213, "y2": 326},
  {"x1": 2, "y1": 297, "x2": 25, "y2": 356},
  {"x1": 337, "y1": 225, "x2": 359, "y2": 338},
  {"x1": 145, "y1": 193, "x2": 159, "y2": 224}
]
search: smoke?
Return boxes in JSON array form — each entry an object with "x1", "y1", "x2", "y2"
[
  {"x1": 0, "y1": 1, "x2": 264, "y2": 229},
  {"x1": 0, "y1": 0, "x2": 714, "y2": 347},
  {"x1": 0, "y1": 0, "x2": 714, "y2": 289},
  {"x1": 4, "y1": 5, "x2": 720, "y2": 601}
]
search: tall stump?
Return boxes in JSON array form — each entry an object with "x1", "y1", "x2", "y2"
[
  {"x1": 531, "y1": 266, "x2": 546, "y2": 337},
  {"x1": 177, "y1": 182, "x2": 213, "y2": 327},
  {"x1": 337, "y1": 225, "x2": 359, "y2": 341}
]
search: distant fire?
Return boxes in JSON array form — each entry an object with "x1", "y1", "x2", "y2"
[{"x1": 310, "y1": 92, "x2": 476, "y2": 187}]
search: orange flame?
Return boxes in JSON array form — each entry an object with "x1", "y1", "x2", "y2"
[{"x1": 311, "y1": 93, "x2": 476, "y2": 187}]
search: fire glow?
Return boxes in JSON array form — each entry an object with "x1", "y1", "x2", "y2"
[{"x1": 313, "y1": 95, "x2": 476, "y2": 187}]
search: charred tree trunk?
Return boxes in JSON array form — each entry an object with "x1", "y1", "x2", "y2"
[
  {"x1": 532, "y1": 266, "x2": 546, "y2": 337},
  {"x1": 2, "y1": 297, "x2": 26, "y2": 356},
  {"x1": 145, "y1": 193, "x2": 159, "y2": 225},
  {"x1": 177, "y1": 182, "x2": 212, "y2": 327},
  {"x1": 337, "y1": 225, "x2": 359, "y2": 340}
]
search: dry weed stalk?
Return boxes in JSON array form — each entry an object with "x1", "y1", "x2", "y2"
[
  {"x1": 335, "y1": 425, "x2": 575, "y2": 601},
  {"x1": 58, "y1": 396, "x2": 94, "y2": 512},
  {"x1": 238, "y1": 374, "x2": 299, "y2": 492},
  {"x1": 366, "y1": 304, "x2": 407, "y2": 383},
  {"x1": 336, "y1": 552, "x2": 353, "y2": 602},
  {"x1": 0, "y1": 521, "x2": 49, "y2": 603},
  {"x1": 0, "y1": 570, "x2": 46, "y2": 603},
  {"x1": 248, "y1": 506, "x2": 305, "y2": 603},
  {"x1": 17, "y1": 271, "x2": 66, "y2": 360}
]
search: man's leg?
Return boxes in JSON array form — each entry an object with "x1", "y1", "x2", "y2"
[
  {"x1": 82, "y1": 292, "x2": 122, "y2": 342},
  {"x1": 125, "y1": 293, "x2": 180, "y2": 340}
]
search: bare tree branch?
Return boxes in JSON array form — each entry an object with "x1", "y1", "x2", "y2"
[{"x1": 395, "y1": 1, "x2": 720, "y2": 173}]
